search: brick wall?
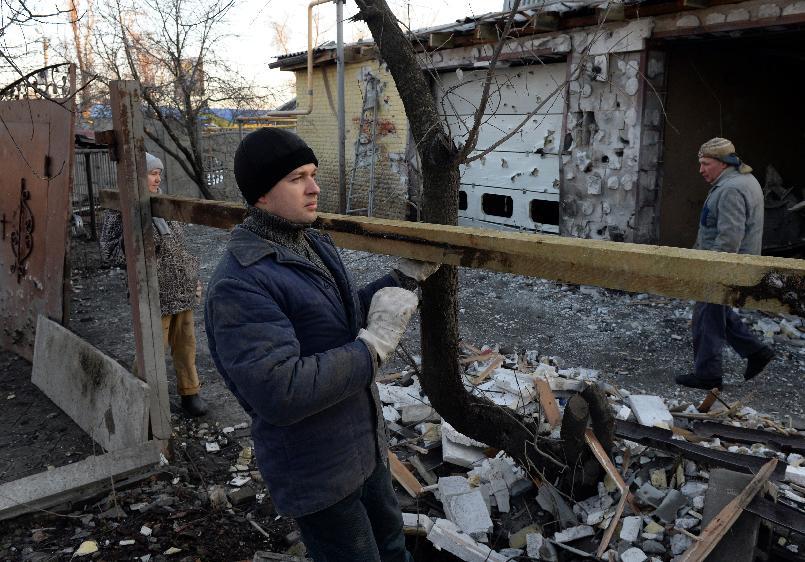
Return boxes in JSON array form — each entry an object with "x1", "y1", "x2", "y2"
[{"x1": 293, "y1": 60, "x2": 411, "y2": 219}]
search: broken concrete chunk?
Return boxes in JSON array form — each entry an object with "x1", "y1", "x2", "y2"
[
  {"x1": 654, "y1": 489, "x2": 688, "y2": 523},
  {"x1": 620, "y1": 515, "x2": 642, "y2": 543},
  {"x1": 627, "y1": 395, "x2": 673, "y2": 429},
  {"x1": 442, "y1": 436, "x2": 486, "y2": 468},
  {"x1": 670, "y1": 533, "x2": 693, "y2": 555},
  {"x1": 785, "y1": 464, "x2": 805, "y2": 487},
  {"x1": 426, "y1": 519, "x2": 509, "y2": 562},
  {"x1": 536, "y1": 484, "x2": 579, "y2": 528},
  {"x1": 402, "y1": 512, "x2": 434, "y2": 534},
  {"x1": 525, "y1": 533, "x2": 544, "y2": 558},
  {"x1": 553, "y1": 524, "x2": 594, "y2": 543},
  {"x1": 441, "y1": 421, "x2": 487, "y2": 448},
  {"x1": 650, "y1": 468, "x2": 667, "y2": 489},
  {"x1": 635, "y1": 482, "x2": 666, "y2": 508},
  {"x1": 621, "y1": 547, "x2": 648, "y2": 562},
  {"x1": 382, "y1": 405, "x2": 400, "y2": 423},
  {"x1": 443, "y1": 489, "x2": 494, "y2": 541},
  {"x1": 641, "y1": 539, "x2": 665, "y2": 555},
  {"x1": 401, "y1": 404, "x2": 440, "y2": 424},
  {"x1": 680, "y1": 481, "x2": 708, "y2": 498},
  {"x1": 437, "y1": 476, "x2": 471, "y2": 499}
]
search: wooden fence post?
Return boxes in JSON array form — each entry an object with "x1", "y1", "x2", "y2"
[{"x1": 109, "y1": 80, "x2": 172, "y2": 442}]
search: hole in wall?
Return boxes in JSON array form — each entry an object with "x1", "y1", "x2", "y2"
[
  {"x1": 482, "y1": 193, "x2": 513, "y2": 218},
  {"x1": 459, "y1": 190, "x2": 468, "y2": 211},
  {"x1": 530, "y1": 199, "x2": 559, "y2": 225},
  {"x1": 601, "y1": 155, "x2": 609, "y2": 163}
]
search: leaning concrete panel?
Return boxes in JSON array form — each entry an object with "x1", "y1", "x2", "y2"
[{"x1": 31, "y1": 315, "x2": 150, "y2": 452}]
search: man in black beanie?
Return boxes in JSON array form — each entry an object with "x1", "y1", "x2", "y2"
[{"x1": 205, "y1": 128, "x2": 437, "y2": 561}]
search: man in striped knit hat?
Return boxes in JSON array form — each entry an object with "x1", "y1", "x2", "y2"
[{"x1": 676, "y1": 137, "x2": 774, "y2": 390}]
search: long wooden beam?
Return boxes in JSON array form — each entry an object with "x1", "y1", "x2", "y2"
[{"x1": 99, "y1": 191, "x2": 805, "y2": 315}]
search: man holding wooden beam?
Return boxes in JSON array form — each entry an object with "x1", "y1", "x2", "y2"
[
  {"x1": 676, "y1": 137, "x2": 775, "y2": 390},
  {"x1": 205, "y1": 128, "x2": 436, "y2": 561}
]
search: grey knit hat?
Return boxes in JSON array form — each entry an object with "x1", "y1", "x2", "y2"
[{"x1": 145, "y1": 152, "x2": 164, "y2": 172}]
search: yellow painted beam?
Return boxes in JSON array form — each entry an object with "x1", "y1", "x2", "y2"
[{"x1": 99, "y1": 190, "x2": 805, "y2": 315}]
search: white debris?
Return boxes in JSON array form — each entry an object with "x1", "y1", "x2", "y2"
[
  {"x1": 785, "y1": 465, "x2": 805, "y2": 487},
  {"x1": 438, "y1": 476, "x2": 471, "y2": 499},
  {"x1": 401, "y1": 404, "x2": 440, "y2": 424},
  {"x1": 377, "y1": 381, "x2": 426, "y2": 409},
  {"x1": 228, "y1": 475, "x2": 251, "y2": 487},
  {"x1": 426, "y1": 519, "x2": 509, "y2": 562},
  {"x1": 74, "y1": 541, "x2": 98, "y2": 557},
  {"x1": 627, "y1": 395, "x2": 674, "y2": 429},
  {"x1": 402, "y1": 512, "x2": 434, "y2": 534},
  {"x1": 754, "y1": 318, "x2": 780, "y2": 337},
  {"x1": 442, "y1": 422, "x2": 487, "y2": 448},
  {"x1": 140, "y1": 525, "x2": 153, "y2": 536},
  {"x1": 205, "y1": 442, "x2": 220, "y2": 453},
  {"x1": 615, "y1": 405, "x2": 632, "y2": 420},
  {"x1": 553, "y1": 525, "x2": 594, "y2": 543},
  {"x1": 621, "y1": 547, "x2": 648, "y2": 562},
  {"x1": 670, "y1": 533, "x2": 693, "y2": 555},
  {"x1": 382, "y1": 405, "x2": 400, "y2": 423},
  {"x1": 620, "y1": 515, "x2": 642, "y2": 542},
  {"x1": 443, "y1": 489, "x2": 494, "y2": 541},
  {"x1": 680, "y1": 481, "x2": 708, "y2": 498}
]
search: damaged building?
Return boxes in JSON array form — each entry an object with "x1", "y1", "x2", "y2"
[{"x1": 271, "y1": 0, "x2": 805, "y2": 251}]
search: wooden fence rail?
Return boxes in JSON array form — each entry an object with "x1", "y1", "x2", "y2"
[{"x1": 100, "y1": 190, "x2": 805, "y2": 316}]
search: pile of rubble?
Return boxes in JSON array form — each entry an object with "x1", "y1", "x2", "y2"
[{"x1": 379, "y1": 342, "x2": 805, "y2": 561}]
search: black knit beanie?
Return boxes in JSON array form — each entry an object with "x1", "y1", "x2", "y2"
[{"x1": 234, "y1": 128, "x2": 319, "y2": 205}]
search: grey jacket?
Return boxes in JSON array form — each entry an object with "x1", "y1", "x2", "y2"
[{"x1": 694, "y1": 167, "x2": 764, "y2": 255}]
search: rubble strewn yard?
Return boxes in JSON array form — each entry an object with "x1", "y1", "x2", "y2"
[{"x1": 1, "y1": 225, "x2": 803, "y2": 561}]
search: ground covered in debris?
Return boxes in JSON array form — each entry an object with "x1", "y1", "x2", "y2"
[{"x1": 1, "y1": 224, "x2": 804, "y2": 561}]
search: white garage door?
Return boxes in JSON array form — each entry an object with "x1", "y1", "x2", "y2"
[{"x1": 435, "y1": 63, "x2": 567, "y2": 233}]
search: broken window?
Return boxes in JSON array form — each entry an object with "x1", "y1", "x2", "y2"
[
  {"x1": 530, "y1": 199, "x2": 559, "y2": 225},
  {"x1": 482, "y1": 193, "x2": 513, "y2": 218}
]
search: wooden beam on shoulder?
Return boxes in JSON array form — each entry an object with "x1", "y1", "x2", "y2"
[{"x1": 99, "y1": 191, "x2": 805, "y2": 316}]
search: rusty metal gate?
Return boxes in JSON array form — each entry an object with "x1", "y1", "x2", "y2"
[{"x1": 0, "y1": 72, "x2": 76, "y2": 360}]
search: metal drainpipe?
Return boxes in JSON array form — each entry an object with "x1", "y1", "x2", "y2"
[
  {"x1": 257, "y1": 0, "x2": 332, "y2": 118},
  {"x1": 336, "y1": 0, "x2": 346, "y2": 213}
]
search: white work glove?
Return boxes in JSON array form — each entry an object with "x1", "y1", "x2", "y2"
[
  {"x1": 394, "y1": 258, "x2": 441, "y2": 283},
  {"x1": 357, "y1": 287, "x2": 419, "y2": 364}
]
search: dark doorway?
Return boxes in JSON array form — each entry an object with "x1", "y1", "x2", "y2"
[{"x1": 658, "y1": 30, "x2": 805, "y2": 250}]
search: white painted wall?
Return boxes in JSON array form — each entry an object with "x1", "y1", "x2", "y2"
[{"x1": 436, "y1": 63, "x2": 567, "y2": 233}]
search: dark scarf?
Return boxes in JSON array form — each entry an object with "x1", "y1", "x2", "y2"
[{"x1": 241, "y1": 206, "x2": 335, "y2": 283}]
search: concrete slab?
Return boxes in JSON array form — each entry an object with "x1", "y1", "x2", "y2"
[
  {"x1": 427, "y1": 519, "x2": 509, "y2": 562},
  {"x1": 620, "y1": 515, "x2": 642, "y2": 543},
  {"x1": 443, "y1": 489, "x2": 494, "y2": 541},
  {"x1": 627, "y1": 395, "x2": 673, "y2": 428},
  {"x1": 701, "y1": 469, "x2": 761, "y2": 562},
  {"x1": 31, "y1": 316, "x2": 149, "y2": 452}
]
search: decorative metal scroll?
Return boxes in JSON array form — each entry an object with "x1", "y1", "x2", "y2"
[
  {"x1": 10, "y1": 178, "x2": 34, "y2": 283},
  {"x1": 1, "y1": 65, "x2": 72, "y2": 101}
]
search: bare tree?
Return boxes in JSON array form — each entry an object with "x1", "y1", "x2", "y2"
[
  {"x1": 89, "y1": 0, "x2": 271, "y2": 199},
  {"x1": 354, "y1": 0, "x2": 610, "y2": 491}
]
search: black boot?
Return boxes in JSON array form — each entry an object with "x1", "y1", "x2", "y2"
[
  {"x1": 181, "y1": 393, "x2": 208, "y2": 417},
  {"x1": 744, "y1": 346, "x2": 775, "y2": 381},
  {"x1": 675, "y1": 373, "x2": 722, "y2": 391}
]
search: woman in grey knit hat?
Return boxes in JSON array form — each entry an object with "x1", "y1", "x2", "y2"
[{"x1": 99, "y1": 152, "x2": 207, "y2": 416}]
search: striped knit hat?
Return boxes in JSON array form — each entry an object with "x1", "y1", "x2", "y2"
[{"x1": 698, "y1": 138, "x2": 752, "y2": 174}]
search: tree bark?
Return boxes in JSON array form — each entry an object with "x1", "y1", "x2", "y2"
[{"x1": 354, "y1": 0, "x2": 574, "y2": 482}]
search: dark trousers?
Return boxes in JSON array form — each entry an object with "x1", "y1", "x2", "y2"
[
  {"x1": 692, "y1": 302, "x2": 764, "y2": 379},
  {"x1": 295, "y1": 461, "x2": 411, "y2": 562}
]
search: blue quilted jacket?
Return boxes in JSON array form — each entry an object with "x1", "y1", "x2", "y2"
[{"x1": 205, "y1": 226, "x2": 398, "y2": 517}]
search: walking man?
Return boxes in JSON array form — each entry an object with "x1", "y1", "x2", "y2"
[
  {"x1": 676, "y1": 137, "x2": 774, "y2": 390},
  {"x1": 205, "y1": 128, "x2": 436, "y2": 561}
]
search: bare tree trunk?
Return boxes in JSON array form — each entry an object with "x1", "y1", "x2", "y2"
[{"x1": 355, "y1": 0, "x2": 572, "y2": 482}]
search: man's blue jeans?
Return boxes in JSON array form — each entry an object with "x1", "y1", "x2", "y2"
[
  {"x1": 295, "y1": 460, "x2": 412, "y2": 562},
  {"x1": 692, "y1": 302, "x2": 764, "y2": 379}
]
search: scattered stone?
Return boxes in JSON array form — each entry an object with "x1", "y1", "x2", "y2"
[
  {"x1": 74, "y1": 540, "x2": 98, "y2": 557},
  {"x1": 140, "y1": 525, "x2": 152, "y2": 536},
  {"x1": 164, "y1": 547, "x2": 182, "y2": 555},
  {"x1": 426, "y1": 519, "x2": 509, "y2": 562},
  {"x1": 675, "y1": 517, "x2": 698, "y2": 530},
  {"x1": 553, "y1": 524, "x2": 594, "y2": 543},
  {"x1": 670, "y1": 533, "x2": 693, "y2": 555},
  {"x1": 635, "y1": 482, "x2": 666, "y2": 508},
  {"x1": 228, "y1": 486, "x2": 257, "y2": 506},
  {"x1": 680, "y1": 481, "x2": 708, "y2": 498},
  {"x1": 620, "y1": 515, "x2": 642, "y2": 542},
  {"x1": 654, "y1": 489, "x2": 688, "y2": 523},
  {"x1": 641, "y1": 539, "x2": 665, "y2": 555},
  {"x1": 120, "y1": 539, "x2": 136, "y2": 546},
  {"x1": 650, "y1": 468, "x2": 667, "y2": 489},
  {"x1": 401, "y1": 404, "x2": 440, "y2": 424},
  {"x1": 621, "y1": 547, "x2": 648, "y2": 562}
]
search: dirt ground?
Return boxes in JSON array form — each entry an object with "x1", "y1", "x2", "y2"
[{"x1": 1, "y1": 223, "x2": 803, "y2": 560}]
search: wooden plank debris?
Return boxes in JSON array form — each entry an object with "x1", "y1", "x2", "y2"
[
  {"x1": 0, "y1": 440, "x2": 161, "y2": 522},
  {"x1": 697, "y1": 388, "x2": 721, "y2": 413},
  {"x1": 700, "y1": 469, "x2": 762, "y2": 562},
  {"x1": 31, "y1": 315, "x2": 149, "y2": 452},
  {"x1": 99, "y1": 191, "x2": 805, "y2": 315},
  {"x1": 677, "y1": 459, "x2": 777, "y2": 562},
  {"x1": 535, "y1": 377, "x2": 562, "y2": 427},
  {"x1": 389, "y1": 451, "x2": 425, "y2": 498}
]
